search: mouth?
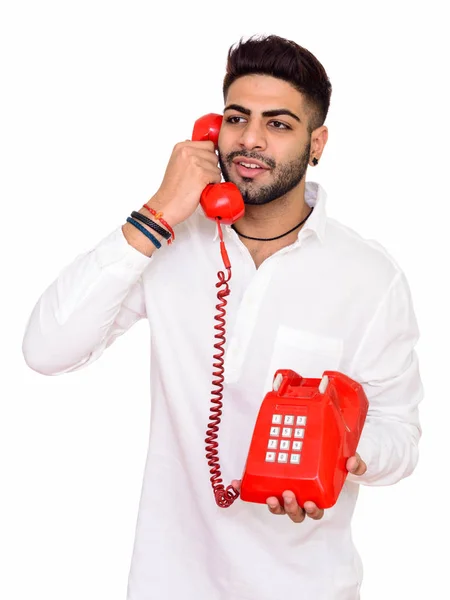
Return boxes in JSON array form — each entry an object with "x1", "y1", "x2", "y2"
[{"x1": 232, "y1": 157, "x2": 271, "y2": 179}]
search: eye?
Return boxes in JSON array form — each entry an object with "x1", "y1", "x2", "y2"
[
  {"x1": 225, "y1": 115, "x2": 247, "y2": 124},
  {"x1": 269, "y1": 120, "x2": 291, "y2": 130}
]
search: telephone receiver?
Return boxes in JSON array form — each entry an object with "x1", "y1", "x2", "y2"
[{"x1": 192, "y1": 114, "x2": 245, "y2": 225}]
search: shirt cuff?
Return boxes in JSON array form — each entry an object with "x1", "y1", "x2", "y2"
[{"x1": 94, "y1": 226, "x2": 153, "y2": 281}]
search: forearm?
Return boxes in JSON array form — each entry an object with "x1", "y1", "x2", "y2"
[
  {"x1": 347, "y1": 415, "x2": 421, "y2": 486},
  {"x1": 22, "y1": 227, "x2": 150, "y2": 375},
  {"x1": 347, "y1": 349, "x2": 423, "y2": 486}
]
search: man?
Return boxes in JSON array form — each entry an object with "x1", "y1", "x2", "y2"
[{"x1": 23, "y1": 35, "x2": 423, "y2": 599}]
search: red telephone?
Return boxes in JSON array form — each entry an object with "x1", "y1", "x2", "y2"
[{"x1": 240, "y1": 369, "x2": 369, "y2": 508}]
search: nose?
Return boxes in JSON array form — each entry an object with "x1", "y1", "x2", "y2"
[{"x1": 238, "y1": 119, "x2": 267, "y2": 152}]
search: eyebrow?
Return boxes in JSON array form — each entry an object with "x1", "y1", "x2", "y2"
[{"x1": 224, "y1": 103, "x2": 301, "y2": 123}]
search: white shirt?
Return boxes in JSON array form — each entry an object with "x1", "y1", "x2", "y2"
[{"x1": 23, "y1": 181, "x2": 423, "y2": 600}]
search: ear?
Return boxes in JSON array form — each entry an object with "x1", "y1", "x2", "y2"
[{"x1": 309, "y1": 126, "x2": 328, "y2": 166}]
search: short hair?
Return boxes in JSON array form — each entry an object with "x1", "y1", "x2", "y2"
[{"x1": 223, "y1": 35, "x2": 332, "y2": 134}]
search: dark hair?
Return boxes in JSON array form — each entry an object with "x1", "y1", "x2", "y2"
[{"x1": 223, "y1": 35, "x2": 332, "y2": 134}]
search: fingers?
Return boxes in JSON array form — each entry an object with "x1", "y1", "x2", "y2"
[
  {"x1": 267, "y1": 492, "x2": 305, "y2": 523},
  {"x1": 266, "y1": 492, "x2": 325, "y2": 523},
  {"x1": 303, "y1": 501, "x2": 325, "y2": 520},
  {"x1": 346, "y1": 453, "x2": 367, "y2": 476}
]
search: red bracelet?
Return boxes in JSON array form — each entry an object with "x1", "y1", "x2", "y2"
[{"x1": 143, "y1": 203, "x2": 175, "y2": 244}]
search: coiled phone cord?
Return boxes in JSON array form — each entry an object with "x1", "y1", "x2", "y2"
[{"x1": 204, "y1": 221, "x2": 240, "y2": 508}]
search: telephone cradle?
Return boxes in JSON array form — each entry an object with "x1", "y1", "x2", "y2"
[{"x1": 240, "y1": 369, "x2": 369, "y2": 509}]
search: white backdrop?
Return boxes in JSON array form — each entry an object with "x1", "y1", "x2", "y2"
[{"x1": 1, "y1": 1, "x2": 448, "y2": 598}]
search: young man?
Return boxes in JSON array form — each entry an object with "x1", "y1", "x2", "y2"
[{"x1": 23, "y1": 35, "x2": 423, "y2": 600}]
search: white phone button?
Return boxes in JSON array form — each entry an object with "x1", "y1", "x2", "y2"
[
  {"x1": 280, "y1": 440, "x2": 290, "y2": 450},
  {"x1": 294, "y1": 428, "x2": 305, "y2": 438},
  {"x1": 278, "y1": 453, "x2": 288, "y2": 463},
  {"x1": 290, "y1": 454, "x2": 301, "y2": 464},
  {"x1": 270, "y1": 427, "x2": 280, "y2": 436},
  {"x1": 282, "y1": 427, "x2": 293, "y2": 437},
  {"x1": 284, "y1": 415, "x2": 295, "y2": 425},
  {"x1": 292, "y1": 441, "x2": 303, "y2": 451},
  {"x1": 296, "y1": 416, "x2": 307, "y2": 426},
  {"x1": 272, "y1": 414, "x2": 282, "y2": 424},
  {"x1": 268, "y1": 439, "x2": 278, "y2": 449},
  {"x1": 265, "y1": 452, "x2": 276, "y2": 462}
]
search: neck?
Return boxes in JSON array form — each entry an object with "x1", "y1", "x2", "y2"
[{"x1": 234, "y1": 179, "x2": 310, "y2": 239}]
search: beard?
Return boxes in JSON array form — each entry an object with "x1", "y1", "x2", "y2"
[{"x1": 218, "y1": 142, "x2": 311, "y2": 206}]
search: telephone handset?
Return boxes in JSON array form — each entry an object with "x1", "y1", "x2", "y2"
[{"x1": 192, "y1": 114, "x2": 245, "y2": 225}]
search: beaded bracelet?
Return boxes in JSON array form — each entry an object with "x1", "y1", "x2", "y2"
[
  {"x1": 143, "y1": 203, "x2": 175, "y2": 244},
  {"x1": 126, "y1": 217, "x2": 162, "y2": 249},
  {"x1": 131, "y1": 211, "x2": 171, "y2": 241}
]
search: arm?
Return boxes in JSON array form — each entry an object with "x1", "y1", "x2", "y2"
[
  {"x1": 22, "y1": 227, "x2": 151, "y2": 375},
  {"x1": 346, "y1": 271, "x2": 423, "y2": 486},
  {"x1": 22, "y1": 138, "x2": 222, "y2": 376}
]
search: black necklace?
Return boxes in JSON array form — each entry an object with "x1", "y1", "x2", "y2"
[{"x1": 231, "y1": 206, "x2": 314, "y2": 241}]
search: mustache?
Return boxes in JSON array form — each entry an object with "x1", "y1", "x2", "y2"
[{"x1": 225, "y1": 150, "x2": 276, "y2": 170}]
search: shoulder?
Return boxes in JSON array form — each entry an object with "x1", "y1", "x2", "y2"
[{"x1": 323, "y1": 216, "x2": 404, "y2": 294}]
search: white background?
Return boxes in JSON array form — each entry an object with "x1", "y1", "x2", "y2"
[{"x1": 1, "y1": 1, "x2": 448, "y2": 598}]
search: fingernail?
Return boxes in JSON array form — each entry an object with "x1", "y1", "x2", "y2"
[
  {"x1": 284, "y1": 497, "x2": 292, "y2": 505},
  {"x1": 268, "y1": 502, "x2": 277, "y2": 509}
]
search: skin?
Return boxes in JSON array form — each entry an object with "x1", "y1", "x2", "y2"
[
  {"x1": 122, "y1": 73, "x2": 368, "y2": 519},
  {"x1": 218, "y1": 75, "x2": 326, "y2": 239}
]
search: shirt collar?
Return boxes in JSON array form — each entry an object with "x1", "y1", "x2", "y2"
[
  {"x1": 300, "y1": 180, "x2": 327, "y2": 244},
  {"x1": 212, "y1": 180, "x2": 328, "y2": 243}
]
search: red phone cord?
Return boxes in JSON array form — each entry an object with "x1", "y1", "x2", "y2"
[{"x1": 204, "y1": 221, "x2": 240, "y2": 508}]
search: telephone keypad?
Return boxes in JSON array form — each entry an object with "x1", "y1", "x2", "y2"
[{"x1": 265, "y1": 412, "x2": 307, "y2": 464}]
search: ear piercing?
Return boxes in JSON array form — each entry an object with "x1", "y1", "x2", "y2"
[{"x1": 312, "y1": 157, "x2": 319, "y2": 166}]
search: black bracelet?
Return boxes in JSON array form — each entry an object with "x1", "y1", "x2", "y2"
[
  {"x1": 126, "y1": 217, "x2": 162, "y2": 249},
  {"x1": 131, "y1": 211, "x2": 171, "y2": 240}
]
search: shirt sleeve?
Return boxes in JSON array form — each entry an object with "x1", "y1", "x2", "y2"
[
  {"x1": 346, "y1": 271, "x2": 423, "y2": 486},
  {"x1": 22, "y1": 227, "x2": 151, "y2": 376}
]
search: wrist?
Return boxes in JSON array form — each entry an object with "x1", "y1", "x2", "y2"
[{"x1": 146, "y1": 193, "x2": 183, "y2": 228}]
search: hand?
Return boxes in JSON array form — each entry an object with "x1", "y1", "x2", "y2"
[
  {"x1": 151, "y1": 140, "x2": 222, "y2": 227},
  {"x1": 346, "y1": 452, "x2": 367, "y2": 476},
  {"x1": 231, "y1": 480, "x2": 324, "y2": 524}
]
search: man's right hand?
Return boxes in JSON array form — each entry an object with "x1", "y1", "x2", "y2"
[
  {"x1": 152, "y1": 140, "x2": 222, "y2": 227},
  {"x1": 123, "y1": 140, "x2": 221, "y2": 257}
]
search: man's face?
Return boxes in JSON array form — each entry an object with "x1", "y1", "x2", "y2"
[{"x1": 218, "y1": 74, "x2": 311, "y2": 206}]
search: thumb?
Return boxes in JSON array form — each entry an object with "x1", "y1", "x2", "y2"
[{"x1": 231, "y1": 479, "x2": 242, "y2": 493}]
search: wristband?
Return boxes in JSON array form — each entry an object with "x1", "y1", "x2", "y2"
[
  {"x1": 143, "y1": 203, "x2": 175, "y2": 243},
  {"x1": 126, "y1": 217, "x2": 162, "y2": 249},
  {"x1": 131, "y1": 211, "x2": 171, "y2": 241}
]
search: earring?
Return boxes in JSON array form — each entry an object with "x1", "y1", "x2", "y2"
[{"x1": 312, "y1": 157, "x2": 319, "y2": 166}]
